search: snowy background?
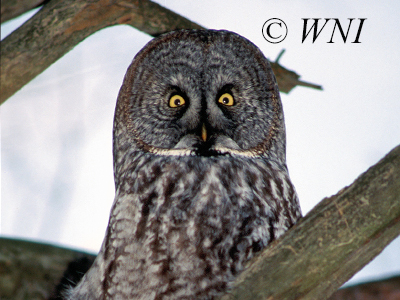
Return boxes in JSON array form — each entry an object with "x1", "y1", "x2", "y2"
[{"x1": 1, "y1": 0, "x2": 399, "y2": 286}]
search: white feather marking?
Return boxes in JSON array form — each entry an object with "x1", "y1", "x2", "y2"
[
  {"x1": 213, "y1": 146, "x2": 261, "y2": 158},
  {"x1": 269, "y1": 179, "x2": 279, "y2": 199},
  {"x1": 148, "y1": 147, "x2": 195, "y2": 156},
  {"x1": 146, "y1": 145, "x2": 262, "y2": 158}
]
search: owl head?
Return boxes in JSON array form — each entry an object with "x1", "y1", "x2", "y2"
[{"x1": 113, "y1": 29, "x2": 286, "y2": 179}]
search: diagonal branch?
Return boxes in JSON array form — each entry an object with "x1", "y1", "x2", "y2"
[
  {"x1": 0, "y1": 0, "x2": 321, "y2": 105},
  {"x1": 0, "y1": 0, "x2": 203, "y2": 104},
  {"x1": 0, "y1": 0, "x2": 46, "y2": 23},
  {"x1": 221, "y1": 144, "x2": 400, "y2": 300}
]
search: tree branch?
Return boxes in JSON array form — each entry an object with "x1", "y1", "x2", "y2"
[
  {"x1": 0, "y1": 0, "x2": 321, "y2": 105},
  {"x1": 0, "y1": 0, "x2": 45, "y2": 23},
  {"x1": 270, "y1": 61, "x2": 323, "y2": 93},
  {"x1": 0, "y1": 0, "x2": 203, "y2": 104},
  {"x1": 328, "y1": 275, "x2": 400, "y2": 300},
  {"x1": 0, "y1": 237, "x2": 96, "y2": 300},
  {"x1": 221, "y1": 144, "x2": 400, "y2": 300}
]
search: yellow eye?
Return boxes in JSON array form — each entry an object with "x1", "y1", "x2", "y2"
[
  {"x1": 169, "y1": 95, "x2": 186, "y2": 108},
  {"x1": 218, "y1": 93, "x2": 234, "y2": 106}
]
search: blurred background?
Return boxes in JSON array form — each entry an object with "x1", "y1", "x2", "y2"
[{"x1": 1, "y1": 0, "x2": 399, "y2": 287}]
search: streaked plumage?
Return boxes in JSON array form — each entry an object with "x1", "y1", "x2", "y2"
[{"x1": 67, "y1": 29, "x2": 301, "y2": 300}]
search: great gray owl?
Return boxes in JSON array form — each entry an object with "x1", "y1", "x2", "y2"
[{"x1": 66, "y1": 29, "x2": 301, "y2": 299}]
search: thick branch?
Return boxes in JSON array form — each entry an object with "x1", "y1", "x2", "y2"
[
  {"x1": 0, "y1": 0, "x2": 45, "y2": 23},
  {"x1": 221, "y1": 144, "x2": 400, "y2": 300},
  {"x1": 0, "y1": 237, "x2": 96, "y2": 300},
  {"x1": 0, "y1": 0, "x2": 321, "y2": 105},
  {"x1": 328, "y1": 275, "x2": 400, "y2": 300},
  {"x1": 0, "y1": 0, "x2": 203, "y2": 104}
]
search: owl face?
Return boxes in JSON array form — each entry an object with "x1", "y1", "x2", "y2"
[{"x1": 115, "y1": 30, "x2": 285, "y2": 163}]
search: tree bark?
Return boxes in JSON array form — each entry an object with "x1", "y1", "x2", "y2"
[
  {"x1": 328, "y1": 275, "x2": 400, "y2": 300},
  {"x1": 0, "y1": 237, "x2": 96, "y2": 300},
  {"x1": 220, "y1": 144, "x2": 400, "y2": 300},
  {"x1": 0, "y1": 0, "x2": 45, "y2": 23},
  {"x1": 0, "y1": 0, "x2": 203, "y2": 104},
  {"x1": 0, "y1": 0, "x2": 321, "y2": 105}
]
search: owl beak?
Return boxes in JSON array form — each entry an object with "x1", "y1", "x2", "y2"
[{"x1": 201, "y1": 123, "x2": 207, "y2": 142}]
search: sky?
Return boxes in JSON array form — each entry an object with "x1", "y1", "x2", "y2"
[{"x1": 1, "y1": 0, "x2": 400, "y2": 287}]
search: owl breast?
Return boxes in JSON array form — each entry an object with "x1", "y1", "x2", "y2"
[{"x1": 95, "y1": 152, "x2": 299, "y2": 299}]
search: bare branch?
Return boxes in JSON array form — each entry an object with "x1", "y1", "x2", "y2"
[
  {"x1": 221, "y1": 144, "x2": 400, "y2": 300},
  {"x1": 0, "y1": 0, "x2": 45, "y2": 23},
  {"x1": 270, "y1": 62, "x2": 323, "y2": 93},
  {"x1": 0, "y1": 237, "x2": 96, "y2": 300},
  {"x1": 328, "y1": 275, "x2": 400, "y2": 300},
  {"x1": 0, "y1": 0, "x2": 203, "y2": 104},
  {"x1": 272, "y1": 50, "x2": 323, "y2": 93}
]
